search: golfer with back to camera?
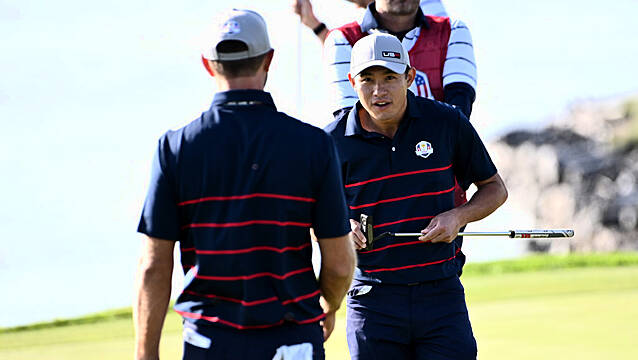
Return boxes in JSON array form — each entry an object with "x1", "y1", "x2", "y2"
[
  {"x1": 324, "y1": 33, "x2": 507, "y2": 359},
  {"x1": 134, "y1": 9, "x2": 355, "y2": 360}
]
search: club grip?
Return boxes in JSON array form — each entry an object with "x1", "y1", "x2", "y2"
[{"x1": 511, "y1": 230, "x2": 574, "y2": 238}]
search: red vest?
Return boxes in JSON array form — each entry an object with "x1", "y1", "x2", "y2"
[{"x1": 336, "y1": 16, "x2": 451, "y2": 101}]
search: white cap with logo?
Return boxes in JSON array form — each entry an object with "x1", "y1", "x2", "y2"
[
  {"x1": 350, "y1": 33, "x2": 411, "y2": 76},
  {"x1": 202, "y1": 9, "x2": 272, "y2": 61}
]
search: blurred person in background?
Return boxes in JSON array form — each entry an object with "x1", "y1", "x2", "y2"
[
  {"x1": 292, "y1": 0, "x2": 448, "y2": 44},
  {"x1": 324, "y1": 0, "x2": 473, "y2": 118}
]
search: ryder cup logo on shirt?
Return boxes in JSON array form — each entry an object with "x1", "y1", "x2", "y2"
[
  {"x1": 415, "y1": 140, "x2": 434, "y2": 159},
  {"x1": 221, "y1": 20, "x2": 240, "y2": 35}
]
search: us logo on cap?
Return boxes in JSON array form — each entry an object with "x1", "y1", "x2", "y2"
[
  {"x1": 382, "y1": 51, "x2": 401, "y2": 59},
  {"x1": 415, "y1": 140, "x2": 433, "y2": 159},
  {"x1": 222, "y1": 20, "x2": 240, "y2": 34}
]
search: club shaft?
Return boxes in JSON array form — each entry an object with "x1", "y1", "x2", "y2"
[
  {"x1": 393, "y1": 232, "x2": 511, "y2": 237},
  {"x1": 461, "y1": 232, "x2": 513, "y2": 237},
  {"x1": 391, "y1": 230, "x2": 574, "y2": 238}
]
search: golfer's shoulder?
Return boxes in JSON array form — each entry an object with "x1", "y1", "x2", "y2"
[
  {"x1": 411, "y1": 94, "x2": 463, "y2": 124},
  {"x1": 156, "y1": 116, "x2": 200, "y2": 155},
  {"x1": 325, "y1": 26, "x2": 351, "y2": 48},
  {"x1": 323, "y1": 108, "x2": 350, "y2": 138},
  {"x1": 324, "y1": 28, "x2": 352, "y2": 59},
  {"x1": 279, "y1": 112, "x2": 335, "y2": 146}
]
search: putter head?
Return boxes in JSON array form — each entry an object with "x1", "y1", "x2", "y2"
[{"x1": 360, "y1": 214, "x2": 375, "y2": 250}]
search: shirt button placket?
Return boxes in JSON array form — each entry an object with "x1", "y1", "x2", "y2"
[{"x1": 389, "y1": 144, "x2": 398, "y2": 171}]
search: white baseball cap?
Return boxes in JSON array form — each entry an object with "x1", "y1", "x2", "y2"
[
  {"x1": 202, "y1": 9, "x2": 272, "y2": 61},
  {"x1": 350, "y1": 33, "x2": 411, "y2": 76}
]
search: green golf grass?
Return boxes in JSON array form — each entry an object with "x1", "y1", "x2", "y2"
[{"x1": 1, "y1": 254, "x2": 637, "y2": 359}]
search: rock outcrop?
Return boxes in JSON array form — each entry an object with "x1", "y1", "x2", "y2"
[{"x1": 491, "y1": 96, "x2": 638, "y2": 253}]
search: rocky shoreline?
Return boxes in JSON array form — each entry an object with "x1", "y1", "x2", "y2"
[{"x1": 489, "y1": 95, "x2": 638, "y2": 253}]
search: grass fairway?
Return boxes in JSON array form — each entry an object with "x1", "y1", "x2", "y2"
[
  {"x1": 2, "y1": 256, "x2": 637, "y2": 359},
  {"x1": 465, "y1": 267, "x2": 638, "y2": 359}
]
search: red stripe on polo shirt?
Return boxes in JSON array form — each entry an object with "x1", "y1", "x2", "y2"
[
  {"x1": 181, "y1": 247, "x2": 195, "y2": 252},
  {"x1": 175, "y1": 310, "x2": 325, "y2": 330},
  {"x1": 364, "y1": 248, "x2": 461, "y2": 273},
  {"x1": 349, "y1": 186, "x2": 455, "y2": 210},
  {"x1": 184, "y1": 289, "x2": 320, "y2": 307},
  {"x1": 281, "y1": 289, "x2": 321, "y2": 305},
  {"x1": 195, "y1": 267, "x2": 313, "y2": 281},
  {"x1": 195, "y1": 242, "x2": 311, "y2": 255},
  {"x1": 185, "y1": 290, "x2": 278, "y2": 306},
  {"x1": 182, "y1": 220, "x2": 311, "y2": 230},
  {"x1": 359, "y1": 240, "x2": 426, "y2": 254},
  {"x1": 344, "y1": 165, "x2": 453, "y2": 188},
  {"x1": 178, "y1": 193, "x2": 316, "y2": 206},
  {"x1": 373, "y1": 215, "x2": 435, "y2": 229}
]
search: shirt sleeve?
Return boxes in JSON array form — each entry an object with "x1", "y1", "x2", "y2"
[
  {"x1": 452, "y1": 110, "x2": 497, "y2": 189},
  {"x1": 312, "y1": 134, "x2": 350, "y2": 239},
  {"x1": 444, "y1": 82, "x2": 475, "y2": 118},
  {"x1": 323, "y1": 29, "x2": 358, "y2": 113},
  {"x1": 443, "y1": 19, "x2": 477, "y2": 90},
  {"x1": 137, "y1": 136, "x2": 181, "y2": 241}
]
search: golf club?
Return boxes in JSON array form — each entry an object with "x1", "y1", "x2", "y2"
[{"x1": 359, "y1": 214, "x2": 574, "y2": 250}]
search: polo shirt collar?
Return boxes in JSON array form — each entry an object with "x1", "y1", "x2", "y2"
[
  {"x1": 211, "y1": 89, "x2": 276, "y2": 109},
  {"x1": 344, "y1": 102, "x2": 364, "y2": 137},
  {"x1": 405, "y1": 90, "x2": 421, "y2": 119},
  {"x1": 344, "y1": 91, "x2": 419, "y2": 137},
  {"x1": 360, "y1": 3, "x2": 429, "y2": 33}
]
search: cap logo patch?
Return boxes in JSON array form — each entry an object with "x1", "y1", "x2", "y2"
[
  {"x1": 221, "y1": 20, "x2": 240, "y2": 35},
  {"x1": 382, "y1": 51, "x2": 401, "y2": 59},
  {"x1": 415, "y1": 140, "x2": 433, "y2": 159}
]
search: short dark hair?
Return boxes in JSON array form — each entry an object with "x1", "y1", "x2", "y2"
[
  {"x1": 404, "y1": 66, "x2": 412, "y2": 77},
  {"x1": 209, "y1": 40, "x2": 267, "y2": 78}
]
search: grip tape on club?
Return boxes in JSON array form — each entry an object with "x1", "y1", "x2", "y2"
[{"x1": 510, "y1": 230, "x2": 574, "y2": 238}]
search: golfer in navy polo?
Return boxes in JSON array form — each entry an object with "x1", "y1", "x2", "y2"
[
  {"x1": 134, "y1": 9, "x2": 356, "y2": 360},
  {"x1": 325, "y1": 33, "x2": 508, "y2": 360}
]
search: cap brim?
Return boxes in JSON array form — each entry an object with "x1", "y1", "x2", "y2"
[
  {"x1": 351, "y1": 60, "x2": 407, "y2": 77},
  {"x1": 202, "y1": 47, "x2": 271, "y2": 61}
]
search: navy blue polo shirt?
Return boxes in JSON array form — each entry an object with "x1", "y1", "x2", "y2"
[
  {"x1": 325, "y1": 91, "x2": 496, "y2": 284},
  {"x1": 138, "y1": 89, "x2": 350, "y2": 330}
]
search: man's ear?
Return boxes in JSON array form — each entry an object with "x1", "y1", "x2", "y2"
[
  {"x1": 405, "y1": 67, "x2": 416, "y2": 87},
  {"x1": 262, "y1": 49, "x2": 275, "y2": 72},
  {"x1": 202, "y1": 56, "x2": 215, "y2": 77},
  {"x1": 348, "y1": 73, "x2": 355, "y2": 87}
]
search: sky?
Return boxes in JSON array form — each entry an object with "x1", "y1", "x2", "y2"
[{"x1": 0, "y1": 0, "x2": 637, "y2": 327}]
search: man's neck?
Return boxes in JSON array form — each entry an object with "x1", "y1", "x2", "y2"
[
  {"x1": 374, "y1": 9, "x2": 417, "y2": 34},
  {"x1": 358, "y1": 107, "x2": 403, "y2": 139},
  {"x1": 215, "y1": 75, "x2": 266, "y2": 92}
]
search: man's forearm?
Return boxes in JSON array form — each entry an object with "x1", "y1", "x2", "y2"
[
  {"x1": 134, "y1": 263, "x2": 172, "y2": 359},
  {"x1": 319, "y1": 270, "x2": 352, "y2": 313},
  {"x1": 318, "y1": 234, "x2": 356, "y2": 313},
  {"x1": 134, "y1": 238, "x2": 175, "y2": 360}
]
